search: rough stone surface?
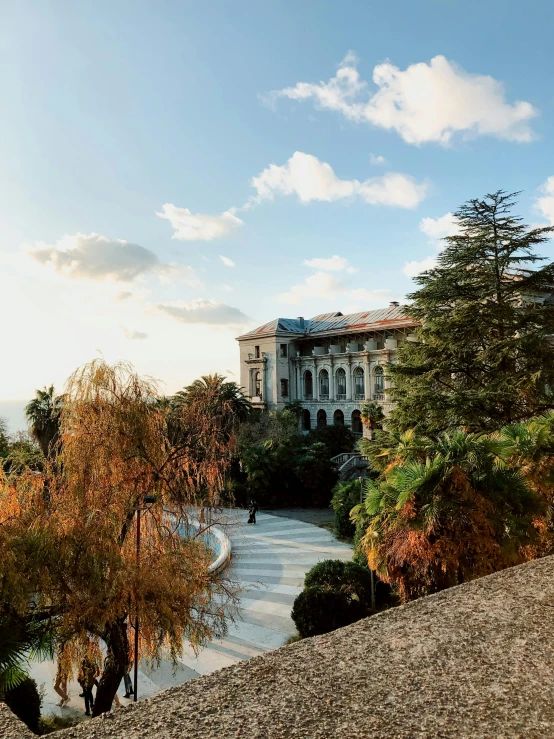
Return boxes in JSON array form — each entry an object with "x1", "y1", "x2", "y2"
[
  {"x1": 0, "y1": 702, "x2": 34, "y2": 738},
  {"x1": 7, "y1": 556, "x2": 554, "y2": 738}
]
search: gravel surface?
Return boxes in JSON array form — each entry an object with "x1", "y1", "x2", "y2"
[{"x1": 16, "y1": 554, "x2": 551, "y2": 738}]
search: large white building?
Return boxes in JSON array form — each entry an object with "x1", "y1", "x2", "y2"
[{"x1": 236, "y1": 303, "x2": 418, "y2": 433}]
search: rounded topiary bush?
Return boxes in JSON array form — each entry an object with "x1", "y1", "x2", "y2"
[
  {"x1": 291, "y1": 586, "x2": 365, "y2": 638},
  {"x1": 304, "y1": 559, "x2": 374, "y2": 609},
  {"x1": 2, "y1": 677, "x2": 42, "y2": 733}
]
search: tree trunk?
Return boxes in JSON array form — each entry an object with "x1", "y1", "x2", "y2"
[{"x1": 92, "y1": 618, "x2": 128, "y2": 716}]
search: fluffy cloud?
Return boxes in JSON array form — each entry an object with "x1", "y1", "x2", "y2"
[
  {"x1": 403, "y1": 212, "x2": 462, "y2": 277},
  {"x1": 122, "y1": 327, "x2": 148, "y2": 340},
  {"x1": 302, "y1": 255, "x2": 355, "y2": 272},
  {"x1": 156, "y1": 299, "x2": 250, "y2": 326},
  {"x1": 277, "y1": 271, "x2": 346, "y2": 305},
  {"x1": 156, "y1": 204, "x2": 243, "y2": 241},
  {"x1": 266, "y1": 53, "x2": 537, "y2": 145},
  {"x1": 220, "y1": 255, "x2": 236, "y2": 267},
  {"x1": 369, "y1": 153, "x2": 387, "y2": 166},
  {"x1": 350, "y1": 288, "x2": 396, "y2": 303},
  {"x1": 251, "y1": 151, "x2": 427, "y2": 208},
  {"x1": 28, "y1": 233, "x2": 200, "y2": 285},
  {"x1": 536, "y1": 177, "x2": 554, "y2": 225}
]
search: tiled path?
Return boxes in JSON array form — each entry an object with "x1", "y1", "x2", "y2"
[{"x1": 30, "y1": 511, "x2": 353, "y2": 718}]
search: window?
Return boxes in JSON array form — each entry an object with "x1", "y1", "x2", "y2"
[
  {"x1": 333, "y1": 409, "x2": 344, "y2": 426},
  {"x1": 317, "y1": 409, "x2": 327, "y2": 428},
  {"x1": 280, "y1": 344, "x2": 288, "y2": 358},
  {"x1": 301, "y1": 409, "x2": 311, "y2": 431},
  {"x1": 319, "y1": 369, "x2": 329, "y2": 397},
  {"x1": 335, "y1": 368, "x2": 346, "y2": 399},
  {"x1": 353, "y1": 367, "x2": 364, "y2": 399},
  {"x1": 280, "y1": 379, "x2": 289, "y2": 397},
  {"x1": 373, "y1": 366, "x2": 384, "y2": 399},
  {"x1": 351, "y1": 410, "x2": 362, "y2": 434},
  {"x1": 254, "y1": 345, "x2": 260, "y2": 359},
  {"x1": 304, "y1": 370, "x2": 313, "y2": 399},
  {"x1": 255, "y1": 371, "x2": 262, "y2": 397}
]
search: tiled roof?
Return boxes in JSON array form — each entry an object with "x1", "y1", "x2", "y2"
[{"x1": 236, "y1": 305, "x2": 417, "y2": 340}]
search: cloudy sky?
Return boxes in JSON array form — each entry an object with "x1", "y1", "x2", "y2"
[{"x1": 1, "y1": 0, "x2": 554, "y2": 428}]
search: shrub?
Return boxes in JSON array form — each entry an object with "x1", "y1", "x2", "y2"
[
  {"x1": 304, "y1": 559, "x2": 373, "y2": 609},
  {"x1": 331, "y1": 481, "x2": 361, "y2": 538},
  {"x1": 291, "y1": 586, "x2": 365, "y2": 638},
  {"x1": 2, "y1": 677, "x2": 42, "y2": 733}
]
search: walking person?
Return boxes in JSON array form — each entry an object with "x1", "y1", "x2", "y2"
[
  {"x1": 247, "y1": 498, "x2": 259, "y2": 525},
  {"x1": 78, "y1": 658, "x2": 99, "y2": 716},
  {"x1": 123, "y1": 660, "x2": 133, "y2": 699},
  {"x1": 53, "y1": 647, "x2": 70, "y2": 707}
]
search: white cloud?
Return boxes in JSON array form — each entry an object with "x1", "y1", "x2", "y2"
[
  {"x1": 122, "y1": 327, "x2": 148, "y2": 341},
  {"x1": 220, "y1": 255, "x2": 236, "y2": 267},
  {"x1": 156, "y1": 299, "x2": 250, "y2": 326},
  {"x1": 28, "y1": 233, "x2": 200, "y2": 285},
  {"x1": 419, "y1": 212, "x2": 461, "y2": 240},
  {"x1": 277, "y1": 271, "x2": 347, "y2": 305},
  {"x1": 267, "y1": 53, "x2": 537, "y2": 145},
  {"x1": 350, "y1": 288, "x2": 395, "y2": 303},
  {"x1": 251, "y1": 151, "x2": 427, "y2": 208},
  {"x1": 536, "y1": 177, "x2": 554, "y2": 225},
  {"x1": 156, "y1": 204, "x2": 243, "y2": 241},
  {"x1": 403, "y1": 256, "x2": 439, "y2": 277},
  {"x1": 403, "y1": 212, "x2": 463, "y2": 277},
  {"x1": 302, "y1": 255, "x2": 355, "y2": 272},
  {"x1": 369, "y1": 153, "x2": 387, "y2": 166}
]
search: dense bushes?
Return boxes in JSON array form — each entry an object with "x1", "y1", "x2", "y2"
[
  {"x1": 235, "y1": 411, "x2": 342, "y2": 508},
  {"x1": 331, "y1": 481, "x2": 361, "y2": 538},
  {"x1": 2, "y1": 677, "x2": 42, "y2": 734},
  {"x1": 306, "y1": 425, "x2": 355, "y2": 458},
  {"x1": 291, "y1": 587, "x2": 364, "y2": 638},
  {"x1": 291, "y1": 559, "x2": 391, "y2": 638}
]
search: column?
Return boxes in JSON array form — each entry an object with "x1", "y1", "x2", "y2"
[
  {"x1": 363, "y1": 355, "x2": 371, "y2": 401},
  {"x1": 313, "y1": 358, "x2": 319, "y2": 402},
  {"x1": 329, "y1": 357, "x2": 335, "y2": 402},
  {"x1": 345, "y1": 357, "x2": 352, "y2": 401}
]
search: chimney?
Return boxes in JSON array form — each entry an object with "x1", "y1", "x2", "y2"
[
  {"x1": 390, "y1": 301, "x2": 399, "y2": 308},
  {"x1": 297, "y1": 316, "x2": 305, "y2": 329}
]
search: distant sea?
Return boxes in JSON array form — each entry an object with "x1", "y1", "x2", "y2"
[{"x1": 0, "y1": 400, "x2": 29, "y2": 435}]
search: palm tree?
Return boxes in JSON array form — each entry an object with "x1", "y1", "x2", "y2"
[
  {"x1": 173, "y1": 374, "x2": 252, "y2": 432},
  {"x1": 0, "y1": 608, "x2": 55, "y2": 692},
  {"x1": 353, "y1": 429, "x2": 541, "y2": 601},
  {"x1": 25, "y1": 385, "x2": 63, "y2": 458},
  {"x1": 360, "y1": 401, "x2": 385, "y2": 439}
]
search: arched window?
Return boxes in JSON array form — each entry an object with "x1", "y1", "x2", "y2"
[
  {"x1": 301, "y1": 409, "x2": 311, "y2": 431},
  {"x1": 317, "y1": 409, "x2": 327, "y2": 428},
  {"x1": 254, "y1": 371, "x2": 262, "y2": 398},
  {"x1": 319, "y1": 369, "x2": 329, "y2": 398},
  {"x1": 353, "y1": 367, "x2": 364, "y2": 399},
  {"x1": 373, "y1": 366, "x2": 384, "y2": 399},
  {"x1": 335, "y1": 368, "x2": 346, "y2": 399},
  {"x1": 304, "y1": 370, "x2": 313, "y2": 399},
  {"x1": 333, "y1": 409, "x2": 344, "y2": 426},
  {"x1": 351, "y1": 409, "x2": 362, "y2": 434}
]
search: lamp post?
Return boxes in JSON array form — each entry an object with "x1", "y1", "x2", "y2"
[{"x1": 133, "y1": 494, "x2": 157, "y2": 703}]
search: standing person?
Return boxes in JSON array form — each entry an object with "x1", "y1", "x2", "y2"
[
  {"x1": 53, "y1": 646, "x2": 70, "y2": 707},
  {"x1": 78, "y1": 658, "x2": 98, "y2": 716},
  {"x1": 123, "y1": 661, "x2": 133, "y2": 699},
  {"x1": 247, "y1": 498, "x2": 259, "y2": 525}
]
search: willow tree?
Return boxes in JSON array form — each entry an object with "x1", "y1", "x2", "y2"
[
  {"x1": 0, "y1": 360, "x2": 239, "y2": 716},
  {"x1": 389, "y1": 191, "x2": 554, "y2": 435}
]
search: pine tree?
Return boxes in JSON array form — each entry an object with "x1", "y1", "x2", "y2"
[{"x1": 389, "y1": 191, "x2": 554, "y2": 434}]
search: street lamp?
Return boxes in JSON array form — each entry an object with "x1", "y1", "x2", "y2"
[{"x1": 133, "y1": 494, "x2": 157, "y2": 703}]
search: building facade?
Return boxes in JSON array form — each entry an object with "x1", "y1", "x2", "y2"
[{"x1": 236, "y1": 303, "x2": 418, "y2": 434}]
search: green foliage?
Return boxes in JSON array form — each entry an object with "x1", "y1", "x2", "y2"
[
  {"x1": 304, "y1": 559, "x2": 374, "y2": 610},
  {"x1": 352, "y1": 428, "x2": 543, "y2": 601},
  {"x1": 39, "y1": 714, "x2": 83, "y2": 734},
  {"x1": 0, "y1": 418, "x2": 9, "y2": 458},
  {"x1": 1, "y1": 677, "x2": 42, "y2": 734},
  {"x1": 389, "y1": 191, "x2": 554, "y2": 435},
  {"x1": 237, "y1": 410, "x2": 338, "y2": 507},
  {"x1": 306, "y1": 424, "x2": 356, "y2": 458},
  {"x1": 360, "y1": 401, "x2": 385, "y2": 433},
  {"x1": 25, "y1": 386, "x2": 63, "y2": 458},
  {"x1": 331, "y1": 481, "x2": 361, "y2": 538},
  {"x1": 0, "y1": 609, "x2": 55, "y2": 693},
  {"x1": 291, "y1": 586, "x2": 365, "y2": 638},
  {"x1": 2, "y1": 433, "x2": 44, "y2": 474}
]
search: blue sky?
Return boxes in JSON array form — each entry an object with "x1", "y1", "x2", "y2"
[{"x1": 1, "y1": 0, "x2": 554, "y2": 427}]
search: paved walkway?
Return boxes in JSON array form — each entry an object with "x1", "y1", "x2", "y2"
[{"x1": 30, "y1": 511, "x2": 353, "y2": 720}]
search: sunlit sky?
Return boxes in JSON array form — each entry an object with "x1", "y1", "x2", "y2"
[{"x1": 1, "y1": 0, "x2": 554, "y2": 431}]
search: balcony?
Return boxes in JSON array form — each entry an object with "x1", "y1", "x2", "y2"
[
  {"x1": 373, "y1": 392, "x2": 385, "y2": 401},
  {"x1": 304, "y1": 394, "x2": 313, "y2": 401},
  {"x1": 354, "y1": 393, "x2": 365, "y2": 401},
  {"x1": 336, "y1": 393, "x2": 346, "y2": 401},
  {"x1": 319, "y1": 393, "x2": 329, "y2": 401}
]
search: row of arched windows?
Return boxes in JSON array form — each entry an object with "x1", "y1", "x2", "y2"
[
  {"x1": 303, "y1": 366, "x2": 384, "y2": 400},
  {"x1": 300, "y1": 408, "x2": 363, "y2": 433}
]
